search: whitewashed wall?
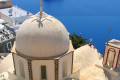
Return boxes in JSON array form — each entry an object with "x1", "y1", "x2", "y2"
[
  {"x1": 58, "y1": 52, "x2": 73, "y2": 80},
  {"x1": 103, "y1": 45, "x2": 120, "y2": 68},
  {"x1": 31, "y1": 60, "x2": 55, "y2": 80},
  {"x1": 13, "y1": 54, "x2": 30, "y2": 80},
  {"x1": 0, "y1": 12, "x2": 14, "y2": 26}
]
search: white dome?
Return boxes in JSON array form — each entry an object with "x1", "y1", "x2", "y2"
[{"x1": 16, "y1": 12, "x2": 69, "y2": 58}]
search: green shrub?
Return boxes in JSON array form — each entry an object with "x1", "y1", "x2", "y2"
[{"x1": 69, "y1": 33, "x2": 88, "y2": 49}]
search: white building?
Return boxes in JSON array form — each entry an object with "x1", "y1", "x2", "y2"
[
  {"x1": 11, "y1": 12, "x2": 74, "y2": 80},
  {"x1": 0, "y1": 6, "x2": 32, "y2": 29},
  {"x1": 0, "y1": 0, "x2": 32, "y2": 30},
  {"x1": 103, "y1": 39, "x2": 120, "y2": 69}
]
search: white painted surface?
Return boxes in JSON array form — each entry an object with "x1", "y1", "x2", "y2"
[
  {"x1": 0, "y1": 6, "x2": 32, "y2": 26},
  {"x1": 58, "y1": 52, "x2": 73, "y2": 80},
  {"x1": 107, "y1": 50, "x2": 115, "y2": 67},
  {"x1": 31, "y1": 60, "x2": 55, "y2": 80},
  {"x1": 74, "y1": 45, "x2": 99, "y2": 70},
  {"x1": 0, "y1": 19, "x2": 4, "y2": 24},
  {"x1": 13, "y1": 54, "x2": 30, "y2": 80},
  {"x1": 0, "y1": 53, "x2": 14, "y2": 74},
  {"x1": 108, "y1": 39, "x2": 120, "y2": 48},
  {"x1": 16, "y1": 12, "x2": 69, "y2": 58},
  {"x1": 0, "y1": 6, "x2": 32, "y2": 17},
  {"x1": 0, "y1": 12, "x2": 14, "y2": 26},
  {"x1": 0, "y1": 24, "x2": 4, "y2": 30},
  {"x1": 103, "y1": 45, "x2": 120, "y2": 68}
]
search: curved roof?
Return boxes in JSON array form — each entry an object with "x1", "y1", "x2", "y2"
[{"x1": 16, "y1": 12, "x2": 70, "y2": 58}]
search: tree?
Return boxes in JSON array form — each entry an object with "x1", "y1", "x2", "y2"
[{"x1": 69, "y1": 33, "x2": 88, "y2": 49}]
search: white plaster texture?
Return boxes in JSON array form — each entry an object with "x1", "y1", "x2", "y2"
[
  {"x1": 13, "y1": 54, "x2": 30, "y2": 80},
  {"x1": 58, "y1": 52, "x2": 73, "y2": 80},
  {"x1": 16, "y1": 12, "x2": 69, "y2": 58},
  {"x1": 31, "y1": 60, "x2": 55, "y2": 80}
]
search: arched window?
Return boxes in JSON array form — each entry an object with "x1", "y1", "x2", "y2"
[
  {"x1": 7, "y1": 42, "x2": 12, "y2": 50},
  {"x1": 19, "y1": 60, "x2": 25, "y2": 78},
  {"x1": 106, "y1": 48, "x2": 116, "y2": 67},
  {"x1": 62, "y1": 60, "x2": 67, "y2": 78}
]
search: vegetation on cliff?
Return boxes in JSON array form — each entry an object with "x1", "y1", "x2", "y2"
[{"x1": 69, "y1": 33, "x2": 88, "y2": 49}]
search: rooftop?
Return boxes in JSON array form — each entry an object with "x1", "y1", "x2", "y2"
[
  {"x1": 0, "y1": 6, "x2": 32, "y2": 18},
  {"x1": 107, "y1": 39, "x2": 120, "y2": 48}
]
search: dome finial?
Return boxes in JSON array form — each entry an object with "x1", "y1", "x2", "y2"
[
  {"x1": 40, "y1": 0, "x2": 43, "y2": 20},
  {"x1": 28, "y1": 0, "x2": 43, "y2": 27}
]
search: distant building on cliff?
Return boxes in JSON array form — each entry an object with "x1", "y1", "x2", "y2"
[
  {"x1": 0, "y1": 19, "x2": 15, "y2": 53},
  {"x1": 0, "y1": 0, "x2": 32, "y2": 53},
  {"x1": 0, "y1": 0, "x2": 32, "y2": 31}
]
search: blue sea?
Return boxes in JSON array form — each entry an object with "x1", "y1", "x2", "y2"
[{"x1": 13, "y1": 0, "x2": 120, "y2": 55}]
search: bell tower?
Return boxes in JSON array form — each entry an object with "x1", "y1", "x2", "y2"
[
  {"x1": 103, "y1": 39, "x2": 120, "y2": 69},
  {"x1": 0, "y1": 0, "x2": 12, "y2": 9}
]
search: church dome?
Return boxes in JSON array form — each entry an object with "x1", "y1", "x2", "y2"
[{"x1": 16, "y1": 12, "x2": 69, "y2": 58}]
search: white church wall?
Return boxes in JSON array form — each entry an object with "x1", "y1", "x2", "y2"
[
  {"x1": 31, "y1": 60, "x2": 55, "y2": 80},
  {"x1": 58, "y1": 52, "x2": 73, "y2": 80},
  {"x1": 13, "y1": 54, "x2": 30, "y2": 80},
  {"x1": 103, "y1": 45, "x2": 120, "y2": 68}
]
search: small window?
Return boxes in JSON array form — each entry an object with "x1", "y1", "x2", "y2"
[
  {"x1": 19, "y1": 60, "x2": 25, "y2": 78},
  {"x1": 7, "y1": 42, "x2": 12, "y2": 50},
  {"x1": 62, "y1": 60, "x2": 67, "y2": 78},
  {"x1": 41, "y1": 66, "x2": 47, "y2": 80}
]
